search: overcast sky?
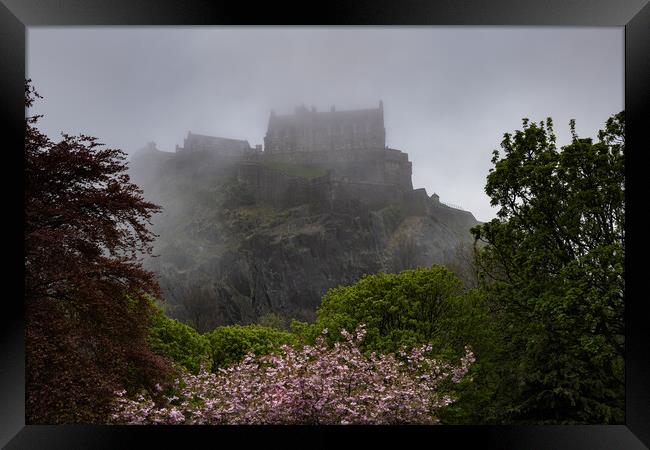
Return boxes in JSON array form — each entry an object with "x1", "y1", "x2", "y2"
[{"x1": 27, "y1": 27, "x2": 623, "y2": 222}]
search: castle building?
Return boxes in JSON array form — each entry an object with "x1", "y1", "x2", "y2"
[
  {"x1": 168, "y1": 103, "x2": 414, "y2": 207},
  {"x1": 176, "y1": 131, "x2": 253, "y2": 156},
  {"x1": 264, "y1": 102, "x2": 386, "y2": 153}
]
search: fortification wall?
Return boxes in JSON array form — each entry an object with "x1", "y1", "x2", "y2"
[
  {"x1": 249, "y1": 148, "x2": 412, "y2": 190},
  {"x1": 330, "y1": 181, "x2": 406, "y2": 211},
  {"x1": 234, "y1": 160, "x2": 478, "y2": 231},
  {"x1": 404, "y1": 188, "x2": 431, "y2": 216},
  {"x1": 237, "y1": 163, "x2": 332, "y2": 209},
  {"x1": 237, "y1": 162, "x2": 410, "y2": 212}
]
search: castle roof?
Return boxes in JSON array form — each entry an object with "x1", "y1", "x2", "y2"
[
  {"x1": 269, "y1": 103, "x2": 384, "y2": 128},
  {"x1": 185, "y1": 132, "x2": 251, "y2": 151}
]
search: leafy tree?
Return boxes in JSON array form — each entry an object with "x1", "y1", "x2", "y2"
[
  {"x1": 204, "y1": 324, "x2": 298, "y2": 371},
  {"x1": 310, "y1": 266, "x2": 474, "y2": 357},
  {"x1": 25, "y1": 81, "x2": 173, "y2": 423},
  {"x1": 302, "y1": 266, "x2": 500, "y2": 425},
  {"x1": 256, "y1": 312, "x2": 292, "y2": 330},
  {"x1": 148, "y1": 303, "x2": 213, "y2": 374},
  {"x1": 470, "y1": 113, "x2": 625, "y2": 424}
]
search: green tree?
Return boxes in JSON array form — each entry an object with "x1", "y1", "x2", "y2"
[
  {"x1": 147, "y1": 304, "x2": 213, "y2": 374},
  {"x1": 302, "y1": 266, "x2": 499, "y2": 424},
  {"x1": 311, "y1": 266, "x2": 476, "y2": 356},
  {"x1": 205, "y1": 324, "x2": 299, "y2": 371},
  {"x1": 256, "y1": 312, "x2": 292, "y2": 330},
  {"x1": 470, "y1": 112, "x2": 625, "y2": 424}
]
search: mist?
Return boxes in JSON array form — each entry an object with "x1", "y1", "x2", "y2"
[{"x1": 27, "y1": 26, "x2": 623, "y2": 222}]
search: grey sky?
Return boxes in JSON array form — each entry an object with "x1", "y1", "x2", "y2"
[{"x1": 27, "y1": 27, "x2": 623, "y2": 222}]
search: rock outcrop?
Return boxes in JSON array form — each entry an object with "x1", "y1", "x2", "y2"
[{"x1": 129, "y1": 146, "x2": 481, "y2": 331}]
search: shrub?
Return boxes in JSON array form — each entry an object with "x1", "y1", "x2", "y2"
[
  {"x1": 205, "y1": 324, "x2": 299, "y2": 371},
  {"x1": 312, "y1": 266, "x2": 467, "y2": 356},
  {"x1": 111, "y1": 325, "x2": 475, "y2": 425},
  {"x1": 148, "y1": 307, "x2": 212, "y2": 375},
  {"x1": 293, "y1": 266, "x2": 502, "y2": 424},
  {"x1": 256, "y1": 312, "x2": 291, "y2": 330}
]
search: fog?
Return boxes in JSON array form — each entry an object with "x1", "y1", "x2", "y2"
[{"x1": 27, "y1": 27, "x2": 623, "y2": 222}]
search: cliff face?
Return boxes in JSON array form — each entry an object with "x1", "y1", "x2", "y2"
[{"x1": 129, "y1": 148, "x2": 480, "y2": 331}]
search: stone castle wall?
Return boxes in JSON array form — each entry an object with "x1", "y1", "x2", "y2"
[
  {"x1": 330, "y1": 180, "x2": 406, "y2": 210},
  {"x1": 237, "y1": 163, "x2": 333, "y2": 209},
  {"x1": 236, "y1": 159, "x2": 472, "y2": 223},
  {"x1": 249, "y1": 148, "x2": 412, "y2": 191},
  {"x1": 237, "y1": 161, "x2": 411, "y2": 212}
]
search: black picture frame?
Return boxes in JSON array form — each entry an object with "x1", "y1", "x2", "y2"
[{"x1": 2, "y1": 0, "x2": 649, "y2": 448}]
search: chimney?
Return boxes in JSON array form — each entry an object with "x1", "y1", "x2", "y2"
[{"x1": 330, "y1": 105, "x2": 336, "y2": 112}]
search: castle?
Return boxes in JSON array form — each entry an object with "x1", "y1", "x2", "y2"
[
  {"x1": 264, "y1": 102, "x2": 385, "y2": 153},
  {"x1": 172, "y1": 102, "x2": 455, "y2": 214}
]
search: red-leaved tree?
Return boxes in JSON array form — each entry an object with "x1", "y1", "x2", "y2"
[{"x1": 25, "y1": 80, "x2": 174, "y2": 423}]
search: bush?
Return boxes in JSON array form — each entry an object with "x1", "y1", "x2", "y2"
[
  {"x1": 111, "y1": 325, "x2": 475, "y2": 425},
  {"x1": 256, "y1": 312, "x2": 291, "y2": 330},
  {"x1": 308, "y1": 266, "x2": 501, "y2": 424},
  {"x1": 312, "y1": 266, "x2": 468, "y2": 356},
  {"x1": 148, "y1": 307, "x2": 212, "y2": 374},
  {"x1": 205, "y1": 324, "x2": 299, "y2": 371}
]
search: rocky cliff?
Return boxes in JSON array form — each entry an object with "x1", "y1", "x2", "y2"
[{"x1": 129, "y1": 147, "x2": 481, "y2": 331}]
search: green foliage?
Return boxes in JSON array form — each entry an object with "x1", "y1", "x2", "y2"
[
  {"x1": 435, "y1": 288, "x2": 508, "y2": 424},
  {"x1": 312, "y1": 266, "x2": 473, "y2": 357},
  {"x1": 302, "y1": 266, "x2": 501, "y2": 424},
  {"x1": 148, "y1": 306, "x2": 212, "y2": 375},
  {"x1": 469, "y1": 112, "x2": 625, "y2": 424},
  {"x1": 289, "y1": 319, "x2": 314, "y2": 342},
  {"x1": 256, "y1": 312, "x2": 291, "y2": 330},
  {"x1": 205, "y1": 324, "x2": 299, "y2": 371}
]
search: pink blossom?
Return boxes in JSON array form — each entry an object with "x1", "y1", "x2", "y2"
[{"x1": 111, "y1": 324, "x2": 474, "y2": 425}]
